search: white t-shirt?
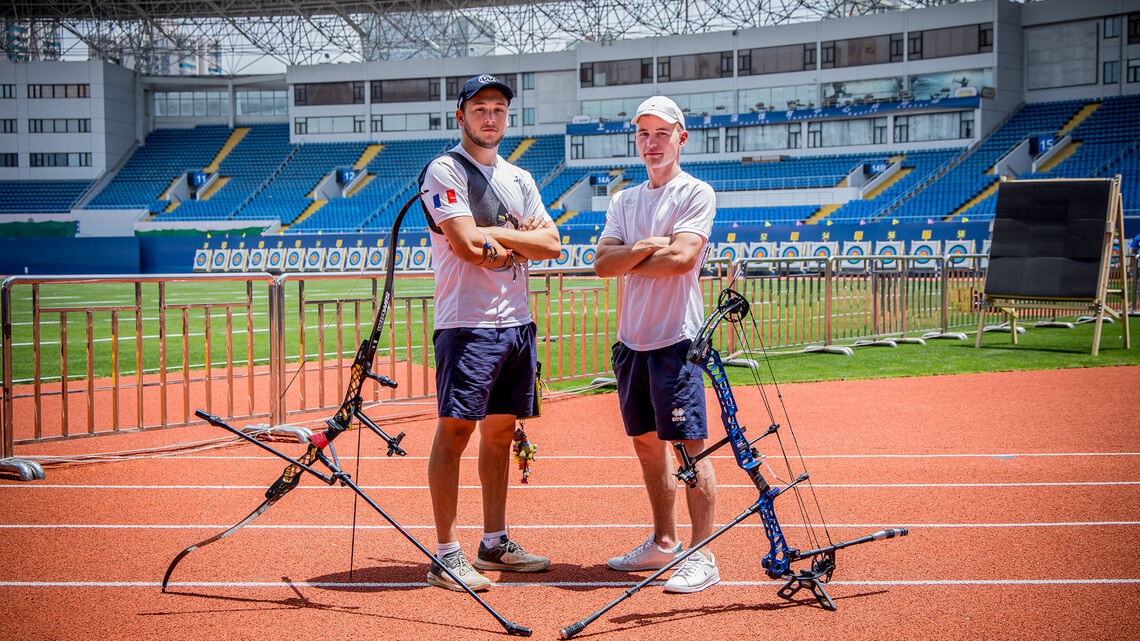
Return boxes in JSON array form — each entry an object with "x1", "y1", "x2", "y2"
[
  {"x1": 420, "y1": 145, "x2": 551, "y2": 329},
  {"x1": 599, "y1": 171, "x2": 716, "y2": 351}
]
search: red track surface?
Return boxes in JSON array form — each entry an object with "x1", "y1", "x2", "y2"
[{"x1": 2, "y1": 367, "x2": 1139, "y2": 640}]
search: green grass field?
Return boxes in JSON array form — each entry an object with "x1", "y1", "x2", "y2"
[{"x1": 2, "y1": 274, "x2": 1137, "y2": 392}]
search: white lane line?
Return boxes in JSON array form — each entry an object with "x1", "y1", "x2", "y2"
[
  {"x1": 1, "y1": 521, "x2": 1137, "y2": 530},
  {"x1": 3, "y1": 481, "x2": 1138, "y2": 490},
  {"x1": 0, "y1": 578, "x2": 1136, "y2": 588},
  {"x1": 22, "y1": 452, "x2": 1140, "y2": 461}
]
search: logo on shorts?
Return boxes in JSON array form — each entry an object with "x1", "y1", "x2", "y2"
[{"x1": 671, "y1": 407, "x2": 686, "y2": 423}]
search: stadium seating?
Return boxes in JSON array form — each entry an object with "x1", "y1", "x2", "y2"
[
  {"x1": 12, "y1": 94, "x2": 1134, "y2": 232},
  {"x1": 87, "y1": 124, "x2": 233, "y2": 213},
  {"x1": 0, "y1": 180, "x2": 92, "y2": 213}
]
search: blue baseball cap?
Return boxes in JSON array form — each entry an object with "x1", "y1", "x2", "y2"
[{"x1": 457, "y1": 74, "x2": 514, "y2": 109}]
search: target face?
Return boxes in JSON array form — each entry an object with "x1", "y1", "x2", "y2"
[
  {"x1": 268, "y1": 251, "x2": 283, "y2": 268},
  {"x1": 947, "y1": 244, "x2": 967, "y2": 265},
  {"x1": 286, "y1": 252, "x2": 300, "y2": 267},
  {"x1": 327, "y1": 252, "x2": 341, "y2": 267},
  {"x1": 782, "y1": 247, "x2": 800, "y2": 257},
  {"x1": 195, "y1": 252, "x2": 209, "y2": 268},
  {"x1": 346, "y1": 249, "x2": 364, "y2": 268},
  {"x1": 580, "y1": 248, "x2": 596, "y2": 264},
  {"x1": 394, "y1": 248, "x2": 407, "y2": 265},
  {"x1": 913, "y1": 244, "x2": 934, "y2": 264},
  {"x1": 813, "y1": 246, "x2": 831, "y2": 257},
  {"x1": 212, "y1": 252, "x2": 226, "y2": 268},
  {"x1": 554, "y1": 248, "x2": 572, "y2": 266},
  {"x1": 305, "y1": 251, "x2": 322, "y2": 268},
  {"x1": 249, "y1": 253, "x2": 263, "y2": 268},
  {"x1": 751, "y1": 247, "x2": 769, "y2": 258},
  {"x1": 411, "y1": 247, "x2": 429, "y2": 267},
  {"x1": 367, "y1": 249, "x2": 384, "y2": 268},
  {"x1": 718, "y1": 246, "x2": 738, "y2": 260}
]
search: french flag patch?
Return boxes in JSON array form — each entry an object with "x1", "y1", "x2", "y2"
[
  {"x1": 432, "y1": 194, "x2": 442, "y2": 208},
  {"x1": 446, "y1": 189, "x2": 456, "y2": 203}
]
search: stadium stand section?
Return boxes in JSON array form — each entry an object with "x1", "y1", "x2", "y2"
[
  {"x1": 30, "y1": 95, "x2": 1138, "y2": 234},
  {"x1": 87, "y1": 125, "x2": 233, "y2": 213},
  {"x1": 889, "y1": 100, "x2": 1086, "y2": 222},
  {"x1": 0, "y1": 180, "x2": 92, "y2": 214}
]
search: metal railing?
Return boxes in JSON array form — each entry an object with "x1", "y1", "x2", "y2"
[{"x1": 3, "y1": 256, "x2": 1137, "y2": 468}]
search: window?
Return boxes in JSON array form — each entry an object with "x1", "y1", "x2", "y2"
[
  {"x1": 908, "y1": 33, "x2": 923, "y2": 60},
  {"x1": 570, "y1": 135, "x2": 584, "y2": 160},
  {"x1": 821, "y1": 42, "x2": 835, "y2": 67},
  {"x1": 893, "y1": 116, "x2": 909, "y2": 143},
  {"x1": 523, "y1": 107, "x2": 535, "y2": 126},
  {"x1": 1105, "y1": 60, "x2": 1120, "y2": 84},
  {"x1": 979, "y1": 23, "x2": 994, "y2": 51},
  {"x1": 522, "y1": 72, "x2": 535, "y2": 90},
  {"x1": 0, "y1": 153, "x2": 17, "y2": 167},
  {"x1": 29, "y1": 152, "x2": 91, "y2": 167},
  {"x1": 959, "y1": 111, "x2": 974, "y2": 138},
  {"x1": 807, "y1": 122, "x2": 823, "y2": 148},
  {"x1": 1128, "y1": 59, "x2": 1140, "y2": 83},
  {"x1": 27, "y1": 84, "x2": 89, "y2": 99},
  {"x1": 725, "y1": 128, "x2": 739, "y2": 152},
  {"x1": 890, "y1": 34, "x2": 904, "y2": 61},
  {"x1": 1104, "y1": 16, "x2": 1121, "y2": 38},
  {"x1": 739, "y1": 43, "x2": 816, "y2": 76},
  {"x1": 446, "y1": 114, "x2": 457, "y2": 130},
  {"x1": 821, "y1": 34, "x2": 899, "y2": 68},
  {"x1": 873, "y1": 117, "x2": 888, "y2": 144},
  {"x1": 910, "y1": 23, "x2": 992, "y2": 60},
  {"x1": 293, "y1": 82, "x2": 365, "y2": 106},
  {"x1": 29, "y1": 119, "x2": 90, "y2": 133},
  {"x1": 705, "y1": 132, "x2": 719, "y2": 154},
  {"x1": 1129, "y1": 13, "x2": 1140, "y2": 44},
  {"x1": 0, "y1": 85, "x2": 14, "y2": 99},
  {"x1": 235, "y1": 90, "x2": 284, "y2": 116},
  {"x1": 787, "y1": 123, "x2": 800, "y2": 149},
  {"x1": 627, "y1": 133, "x2": 636, "y2": 158},
  {"x1": 659, "y1": 52, "x2": 734, "y2": 82},
  {"x1": 1, "y1": 119, "x2": 15, "y2": 134},
  {"x1": 579, "y1": 64, "x2": 594, "y2": 87},
  {"x1": 294, "y1": 118, "x2": 307, "y2": 135}
]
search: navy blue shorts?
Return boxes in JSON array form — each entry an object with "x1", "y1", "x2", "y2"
[
  {"x1": 611, "y1": 339, "x2": 707, "y2": 441},
  {"x1": 433, "y1": 323, "x2": 537, "y2": 421}
]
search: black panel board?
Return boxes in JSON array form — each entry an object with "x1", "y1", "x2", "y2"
[{"x1": 984, "y1": 180, "x2": 1111, "y2": 299}]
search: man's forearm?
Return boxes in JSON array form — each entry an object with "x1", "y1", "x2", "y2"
[
  {"x1": 594, "y1": 237, "x2": 669, "y2": 277},
  {"x1": 482, "y1": 226, "x2": 561, "y2": 261},
  {"x1": 629, "y1": 244, "x2": 698, "y2": 277}
]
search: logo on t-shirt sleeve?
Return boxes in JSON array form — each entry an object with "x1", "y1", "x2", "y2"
[{"x1": 431, "y1": 189, "x2": 458, "y2": 210}]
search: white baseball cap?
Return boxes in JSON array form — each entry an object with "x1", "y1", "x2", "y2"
[{"x1": 631, "y1": 96, "x2": 686, "y2": 131}]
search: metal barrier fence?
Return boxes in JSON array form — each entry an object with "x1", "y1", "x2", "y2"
[{"x1": 3, "y1": 254, "x2": 1136, "y2": 474}]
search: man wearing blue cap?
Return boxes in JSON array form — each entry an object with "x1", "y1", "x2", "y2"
[{"x1": 418, "y1": 74, "x2": 560, "y2": 592}]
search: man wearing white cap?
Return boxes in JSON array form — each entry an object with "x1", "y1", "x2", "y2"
[{"x1": 593, "y1": 95, "x2": 720, "y2": 593}]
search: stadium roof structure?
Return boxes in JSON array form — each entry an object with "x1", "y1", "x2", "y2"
[{"x1": 5, "y1": 0, "x2": 980, "y2": 73}]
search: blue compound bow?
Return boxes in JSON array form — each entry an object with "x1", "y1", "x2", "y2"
[{"x1": 561, "y1": 287, "x2": 906, "y2": 639}]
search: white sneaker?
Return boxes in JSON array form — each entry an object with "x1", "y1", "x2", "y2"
[
  {"x1": 607, "y1": 533, "x2": 683, "y2": 571},
  {"x1": 663, "y1": 551, "x2": 720, "y2": 593}
]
